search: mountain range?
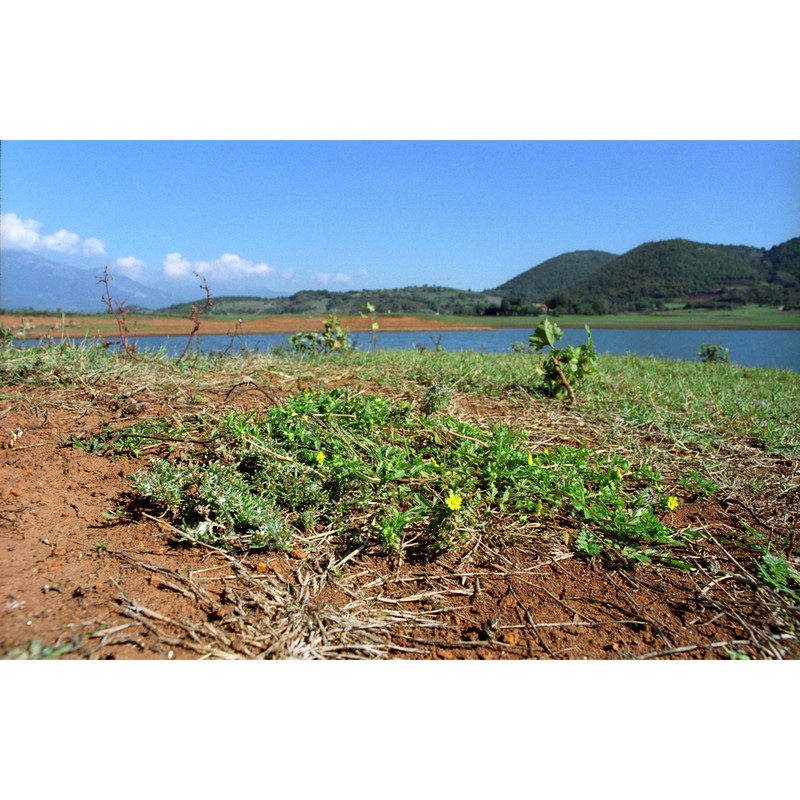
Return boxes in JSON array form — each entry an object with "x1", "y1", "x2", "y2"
[
  {"x1": 0, "y1": 250, "x2": 179, "y2": 313},
  {"x1": 2, "y1": 236, "x2": 798, "y2": 315}
]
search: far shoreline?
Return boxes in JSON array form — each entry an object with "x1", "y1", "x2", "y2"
[{"x1": 2, "y1": 305, "x2": 798, "y2": 340}]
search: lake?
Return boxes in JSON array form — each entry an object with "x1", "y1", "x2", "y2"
[{"x1": 95, "y1": 327, "x2": 800, "y2": 371}]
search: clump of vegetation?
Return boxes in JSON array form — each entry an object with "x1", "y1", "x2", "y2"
[
  {"x1": 81, "y1": 387, "x2": 691, "y2": 565},
  {"x1": 757, "y1": 553, "x2": 800, "y2": 602},
  {"x1": 0, "y1": 322, "x2": 14, "y2": 349},
  {"x1": 288, "y1": 315, "x2": 353, "y2": 356},
  {"x1": 677, "y1": 468, "x2": 718, "y2": 500},
  {"x1": 421, "y1": 382, "x2": 453, "y2": 415},
  {"x1": 529, "y1": 317, "x2": 596, "y2": 401},
  {"x1": 698, "y1": 343, "x2": 729, "y2": 363}
]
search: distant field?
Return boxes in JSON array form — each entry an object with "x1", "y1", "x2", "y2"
[
  {"x1": 436, "y1": 305, "x2": 800, "y2": 330},
  {"x1": 3, "y1": 305, "x2": 798, "y2": 339}
]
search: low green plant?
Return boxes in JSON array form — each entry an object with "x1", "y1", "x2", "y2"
[
  {"x1": 698, "y1": 343, "x2": 729, "y2": 363},
  {"x1": 82, "y1": 387, "x2": 690, "y2": 564},
  {"x1": 0, "y1": 322, "x2": 14, "y2": 349},
  {"x1": 529, "y1": 318, "x2": 596, "y2": 401},
  {"x1": 723, "y1": 646, "x2": 752, "y2": 660},
  {"x1": 288, "y1": 315, "x2": 353, "y2": 356},
  {"x1": 756, "y1": 553, "x2": 800, "y2": 602},
  {"x1": 133, "y1": 460, "x2": 290, "y2": 550},
  {"x1": 4, "y1": 639, "x2": 79, "y2": 660},
  {"x1": 678, "y1": 469, "x2": 718, "y2": 500},
  {"x1": 421, "y1": 382, "x2": 453, "y2": 415},
  {"x1": 100, "y1": 507, "x2": 128, "y2": 523}
]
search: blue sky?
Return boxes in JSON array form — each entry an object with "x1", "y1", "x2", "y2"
[{"x1": 2, "y1": 140, "x2": 798, "y2": 299}]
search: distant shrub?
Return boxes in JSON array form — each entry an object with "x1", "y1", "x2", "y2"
[
  {"x1": 288, "y1": 315, "x2": 353, "y2": 356},
  {"x1": 698, "y1": 343, "x2": 729, "y2": 364}
]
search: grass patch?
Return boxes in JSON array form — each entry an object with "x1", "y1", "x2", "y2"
[
  {"x1": 5, "y1": 338, "x2": 799, "y2": 592},
  {"x1": 79, "y1": 386, "x2": 691, "y2": 565},
  {"x1": 583, "y1": 356, "x2": 800, "y2": 456}
]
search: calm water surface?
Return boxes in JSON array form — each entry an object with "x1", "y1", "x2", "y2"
[{"x1": 115, "y1": 328, "x2": 800, "y2": 371}]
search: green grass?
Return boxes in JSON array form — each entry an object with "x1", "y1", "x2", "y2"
[
  {"x1": 78, "y1": 386, "x2": 691, "y2": 565},
  {"x1": 4, "y1": 337, "x2": 798, "y2": 580},
  {"x1": 584, "y1": 356, "x2": 800, "y2": 456},
  {"x1": 278, "y1": 349, "x2": 800, "y2": 457},
  {"x1": 4, "y1": 339, "x2": 798, "y2": 460}
]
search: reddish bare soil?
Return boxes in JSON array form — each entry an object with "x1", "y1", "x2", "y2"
[
  {"x1": 1, "y1": 313, "x2": 491, "y2": 342},
  {"x1": 3, "y1": 372, "x2": 794, "y2": 660}
]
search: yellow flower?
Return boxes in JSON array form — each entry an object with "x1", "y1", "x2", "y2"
[
  {"x1": 316, "y1": 451, "x2": 326, "y2": 465},
  {"x1": 615, "y1": 467, "x2": 624, "y2": 479},
  {"x1": 666, "y1": 495, "x2": 679, "y2": 511},
  {"x1": 430, "y1": 457, "x2": 439, "y2": 468},
  {"x1": 444, "y1": 491, "x2": 463, "y2": 512},
  {"x1": 527, "y1": 453, "x2": 534, "y2": 467},
  {"x1": 543, "y1": 448, "x2": 549, "y2": 454}
]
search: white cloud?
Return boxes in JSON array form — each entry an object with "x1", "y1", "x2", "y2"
[
  {"x1": 312, "y1": 272, "x2": 331, "y2": 285},
  {"x1": 114, "y1": 255, "x2": 145, "y2": 279},
  {"x1": 0, "y1": 211, "x2": 105, "y2": 257},
  {"x1": 163, "y1": 252, "x2": 193, "y2": 278},
  {"x1": 163, "y1": 251, "x2": 274, "y2": 281},
  {"x1": 200, "y1": 253, "x2": 274, "y2": 277},
  {"x1": 83, "y1": 237, "x2": 107, "y2": 256},
  {"x1": 334, "y1": 269, "x2": 369, "y2": 285},
  {"x1": 1, "y1": 212, "x2": 42, "y2": 250},
  {"x1": 41, "y1": 229, "x2": 80, "y2": 253}
]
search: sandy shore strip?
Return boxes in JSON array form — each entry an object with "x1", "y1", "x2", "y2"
[{"x1": 2, "y1": 313, "x2": 493, "y2": 340}]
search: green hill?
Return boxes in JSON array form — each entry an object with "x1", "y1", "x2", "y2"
[
  {"x1": 547, "y1": 238, "x2": 799, "y2": 314},
  {"x1": 494, "y1": 250, "x2": 618, "y2": 306},
  {"x1": 756, "y1": 237, "x2": 800, "y2": 305},
  {"x1": 156, "y1": 285, "x2": 503, "y2": 318}
]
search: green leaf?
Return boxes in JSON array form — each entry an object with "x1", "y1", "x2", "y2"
[
  {"x1": 575, "y1": 529, "x2": 603, "y2": 556},
  {"x1": 529, "y1": 318, "x2": 563, "y2": 351}
]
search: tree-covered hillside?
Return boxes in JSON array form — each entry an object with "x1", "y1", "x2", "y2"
[
  {"x1": 156, "y1": 285, "x2": 503, "y2": 318},
  {"x1": 545, "y1": 238, "x2": 800, "y2": 314},
  {"x1": 494, "y1": 250, "x2": 617, "y2": 307},
  {"x1": 755, "y1": 237, "x2": 800, "y2": 305}
]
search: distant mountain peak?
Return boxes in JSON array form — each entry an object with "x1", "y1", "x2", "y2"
[{"x1": 0, "y1": 249, "x2": 177, "y2": 312}]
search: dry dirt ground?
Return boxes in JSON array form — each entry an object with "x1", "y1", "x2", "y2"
[
  {"x1": 3, "y1": 350, "x2": 797, "y2": 661},
  {"x1": 1, "y1": 313, "x2": 493, "y2": 342}
]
